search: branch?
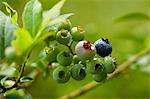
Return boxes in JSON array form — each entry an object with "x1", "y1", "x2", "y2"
[
  {"x1": 59, "y1": 48, "x2": 150, "y2": 99},
  {"x1": 3, "y1": 32, "x2": 55, "y2": 92}
]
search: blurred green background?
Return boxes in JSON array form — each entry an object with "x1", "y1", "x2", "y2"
[{"x1": 1, "y1": 0, "x2": 149, "y2": 98}]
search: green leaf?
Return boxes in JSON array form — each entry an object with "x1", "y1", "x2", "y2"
[
  {"x1": 1, "y1": 77, "x2": 15, "y2": 88},
  {"x1": 0, "y1": 67, "x2": 19, "y2": 78},
  {"x1": 115, "y1": 12, "x2": 150, "y2": 23},
  {"x1": 12, "y1": 28, "x2": 33, "y2": 55},
  {"x1": 19, "y1": 76, "x2": 35, "y2": 89},
  {"x1": 0, "y1": 11, "x2": 16, "y2": 59},
  {"x1": 28, "y1": 70, "x2": 38, "y2": 78},
  {"x1": 42, "y1": 13, "x2": 74, "y2": 33},
  {"x1": 5, "y1": 88, "x2": 24, "y2": 97},
  {"x1": 20, "y1": 76, "x2": 33, "y2": 83},
  {"x1": 145, "y1": 36, "x2": 150, "y2": 47},
  {"x1": 22, "y1": 0, "x2": 42, "y2": 37},
  {"x1": 2, "y1": 2, "x2": 13, "y2": 14},
  {"x1": 5, "y1": 88, "x2": 32, "y2": 99},
  {"x1": 49, "y1": 13, "x2": 74, "y2": 26},
  {"x1": 2, "y1": 2, "x2": 18, "y2": 24},
  {"x1": 0, "y1": 10, "x2": 6, "y2": 16},
  {"x1": 42, "y1": 0, "x2": 66, "y2": 30}
]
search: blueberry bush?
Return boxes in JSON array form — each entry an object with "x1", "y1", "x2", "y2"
[
  {"x1": 0, "y1": 0, "x2": 117, "y2": 98},
  {"x1": 0, "y1": 0, "x2": 150, "y2": 99}
]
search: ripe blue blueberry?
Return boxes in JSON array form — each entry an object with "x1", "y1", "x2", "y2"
[{"x1": 94, "y1": 38, "x2": 112, "y2": 57}]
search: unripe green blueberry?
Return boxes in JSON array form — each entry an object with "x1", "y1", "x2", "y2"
[
  {"x1": 58, "y1": 19, "x2": 72, "y2": 31},
  {"x1": 57, "y1": 51, "x2": 73, "y2": 66},
  {"x1": 53, "y1": 66, "x2": 70, "y2": 83},
  {"x1": 75, "y1": 41, "x2": 96, "y2": 61},
  {"x1": 5, "y1": 47, "x2": 16, "y2": 61},
  {"x1": 45, "y1": 47, "x2": 59, "y2": 64},
  {"x1": 93, "y1": 71, "x2": 107, "y2": 82},
  {"x1": 72, "y1": 55, "x2": 86, "y2": 66},
  {"x1": 103, "y1": 56, "x2": 116, "y2": 74},
  {"x1": 56, "y1": 30, "x2": 72, "y2": 45},
  {"x1": 86, "y1": 59, "x2": 103, "y2": 74},
  {"x1": 71, "y1": 64, "x2": 86, "y2": 81},
  {"x1": 71, "y1": 26, "x2": 85, "y2": 41},
  {"x1": 44, "y1": 35, "x2": 56, "y2": 45},
  {"x1": 73, "y1": 55, "x2": 81, "y2": 64},
  {"x1": 70, "y1": 41, "x2": 78, "y2": 54}
]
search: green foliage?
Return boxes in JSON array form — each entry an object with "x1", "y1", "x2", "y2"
[
  {"x1": 0, "y1": 11, "x2": 16, "y2": 59},
  {"x1": 42, "y1": 0, "x2": 66, "y2": 29},
  {"x1": 5, "y1": 88, "x2": 32, "y2": 99},
  {"x1": 1, "y1": 77, "x2": 15, "y2": 88},
  {"x1": 0, "y1": 0, "x2": 75, "y2": 97},
  {"x1": 115, "y1": 12, "x2": 150, "y2": 22},
  {"x1": 20, "y1": 76, "x2": 33, "y2": 83},
  {"x1": 22, "y1": 0, "x2": 42, "y2": 37},
  {"x1": 2, "y1": 2, "x2": 18, "y2": 24},
  {"x1": 12, "y1": 28, "x2": 33, "y2": 55},
  {"x1": 5, "y1": 47, "x2": 16, "y2": 61},
  {"x1": 0, "y1": 67, "x2": 19, "y2": 78},
  {"x1": 42, "y1": 13, "x2": 73, "y2": 33}
]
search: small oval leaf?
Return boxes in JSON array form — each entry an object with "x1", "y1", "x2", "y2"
[
  {"x1": 0, "y1": 67, "x2": 19, "y2": 78},
  {"x1": 1, "y1": 77, "x2": 15, "y2": 88},
  {"x1": 42, "y1": 13, "x2": 74, "y2": 33},
  {"x1": 2, "y1": 2, "x2": 18, "y2": 24},
  {"x1": 0, "y1": 12, "x2": 16, "y2": 59},
  {"x1": 115, "y1": 12, "x2": 150, "y2": 23},
  {"x1": 22, "y1": 0, "x2": 42, "y2": 37},
  {"x1": 20, "y1": 76, "x2": 33, "y2": 83},
  {"x1": 42, "y1": 0, "x2": 66, "y2": 30},
  {"x1": 12, "y1": 28, "x2": 33, "y2": 55}
]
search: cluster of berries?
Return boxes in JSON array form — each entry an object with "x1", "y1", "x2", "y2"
[{"x1": 44, "y1": 20, "x2": 116, "y2": 83}]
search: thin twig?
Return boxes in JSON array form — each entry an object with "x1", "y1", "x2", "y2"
[
  {"x1": 59, "y1": 48, "x2": 150, "y2": 99},
  {"x1": 2, "y1": 48, "x2": 33, "y2": 93},
  {"x1": 0, "y1": 31, "x2": 55, "y2": 93},
  {"x1": 16, "y1": 48, "x2": 32, "y2": 83}
]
